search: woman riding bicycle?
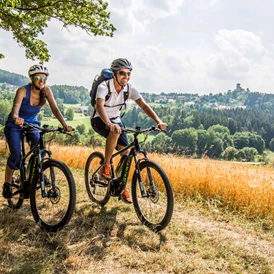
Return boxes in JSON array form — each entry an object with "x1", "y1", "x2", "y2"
[
  {"x1": 91, "y1": 58, "x2": 167, "y2": 204},
  {"x1": 2, "y1": 65, "x2": 73, "y2": 199}
]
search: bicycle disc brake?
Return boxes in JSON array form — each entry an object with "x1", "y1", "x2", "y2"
[
  {"x1": 48, "y1": 187, "x2": 61, "y2": 204},
  {"x1": 147, "y1": 187, "x2": 159, "y2": 203}
]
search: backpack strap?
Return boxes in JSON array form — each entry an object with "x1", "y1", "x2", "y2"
[
  {"x1": 91, "y1": 80, "x2": 111, "y2": 118},
  {"x1": 92, "y1": 82, "x2": 129, "y2": 119},
  {"x1": 120, "y1": 84, "x2": 129, "y2": 118},
  {"x1": 104, "y1": 80, "x2": 111, "y2": 103}
]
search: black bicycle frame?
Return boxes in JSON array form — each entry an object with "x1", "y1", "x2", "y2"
[
  {"x1": 19, "y1": 130, "x2": 52, "y2": 198},
  {"x1": 109, "y1": 133, "x2": 151, "y2": 197}
]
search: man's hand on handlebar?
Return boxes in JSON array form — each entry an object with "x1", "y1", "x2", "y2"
[
  {"x1": 65, "y1": 125, "x2": 74, "y2": 132},
  {"x1": 157, "y1": 122, "x2": 168, "y2": 131}
]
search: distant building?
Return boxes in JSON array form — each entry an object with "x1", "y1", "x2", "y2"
[
  {"x1": 236, "y1": 83, "x2": 244, "y2": 91},
  {"x1": 73, "y1": 106, "x2": 89, "y2": 113}
]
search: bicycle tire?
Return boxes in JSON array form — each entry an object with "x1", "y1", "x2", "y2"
[
  {"x1": 8, "y1": 170, "x2": 24, "y2": 209},
  {"x1": 132, "y1": 160, "x2": 174, "y2": 232},
  {"x1": 85, "y1": 152, "x2": 110, "y2": 206},
  {"x1": 30, "y1": 159, "x2": 76, "y2": 232}
]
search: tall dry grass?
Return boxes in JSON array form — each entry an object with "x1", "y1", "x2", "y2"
[{"x1": 1, "y1": 140, "x2": 274, "y2": 221}]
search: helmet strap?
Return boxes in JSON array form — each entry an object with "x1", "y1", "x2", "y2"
[
  {"x1": 32, "y1": 82, "x2": 42, "y2": 91},
  {"x1": 113, "y1": 71, "x2": 125, "y2": 88}
]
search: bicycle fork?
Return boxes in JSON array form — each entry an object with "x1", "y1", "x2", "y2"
[
  {"x1": 133, "y1": 152, "x2": 155, "y2": 199},
  {"x1": 35, "y1": 150, "x2": 54, "y2": 198}
]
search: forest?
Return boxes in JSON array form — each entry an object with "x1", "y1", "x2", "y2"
[{"x1": 1, "y1": 69, "x2": 274, "y2": 162}]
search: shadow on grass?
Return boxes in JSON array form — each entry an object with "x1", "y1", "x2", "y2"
[
  {"x1": 71, "y1": 201, "x2": 167, "y2": 255},
  {"x1": 0, "y1": 192, "x2": 167, "y2": 273}
]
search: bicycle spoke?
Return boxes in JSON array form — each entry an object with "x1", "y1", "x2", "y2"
[
  {"x1": 132, "y1": 160, "x2": 174, "y2": 232},
  {"x1": 85, "y1": 152, "x2": 110, "y2": 206},
  {"x1": 30, "y1": 160, "x2": 76, "y2": 232},
  {"x1": 8, "y1": 171, "x2": 24, "y2": 209}
]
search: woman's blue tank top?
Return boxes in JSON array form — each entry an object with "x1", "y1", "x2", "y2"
[{"x1": 7, "y1": 84, "x2": 42, "y2": 126}]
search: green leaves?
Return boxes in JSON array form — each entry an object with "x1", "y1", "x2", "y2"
[
  {"x1": 0, "y1": 0, "x2": 116, "y2": 63},
  {"x1": 0, "y1": 0, "x2": 21, "y2": 8}
]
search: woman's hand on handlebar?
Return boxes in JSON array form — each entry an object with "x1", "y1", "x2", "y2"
[{"x1": 13, "y1": 117, "x2": 24, "y2": 127}]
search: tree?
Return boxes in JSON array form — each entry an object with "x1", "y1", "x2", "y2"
[
  {"x1": 56, "y1": 98, "x2": 65, "y2": 116},
  {"x1": 65, "y1": 107, "x2": 74, "y2": 121},
  {"x1": 233, "y1": 132, "x2": 249, "y2": 150},
  {"x1": 76, "y1": 124, "x2": 86, "y2": 135},
  {"x1": 228, "y1": 117, "x2": 237, "y2": 135},
  {"x1": 269, "y1": 138, "x2": 274, "y2": 152},
  {"x1": 248, "y1": 133, "x2": 265, "y2": 154},
  {"x1": 221, "y1": 146, "x2": 238, "y2": 161},
  {"x1": 171, "y1": 128, "x2": 198, "y2": 154},
  {"x1": 201, "y1": 128, "x2": 224, "y2": 158},
  {"x1": 0, "y1": 0, "x2": 115, "y2": 62},
  {"x1": 151, "y1": 132, "x2": 171, "y2": 153},
  {"x1": 0, "y1": 99, "x2": 12, "y2": 125},
  {"x1": 37, "y1": 112, "x2": 43, "y2": 121},
  {"x1": 1, "y1": 0, "x2": 21, "y2": 7},
  {"x1": 208, "y1": 124, "x2": 230, "y2": 135},
  {"x1": 242, "y1": 147, "x2": 258, "y2": 162},
  {"x1": 43, "y1": 103, "x2": 52, "y2": 117},
  {"x1": 1, "y1": 82, "x2": 7, "y2": 90},
  {"x1": 64, "y1": 131, "x2": 80, "y2": 146}
]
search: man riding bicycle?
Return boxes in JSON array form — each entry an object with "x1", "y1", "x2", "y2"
[{"x1": 91, "y1": 58, "x2": 167, "y2": 204}]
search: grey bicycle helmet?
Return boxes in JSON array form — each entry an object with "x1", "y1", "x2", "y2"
[
  {"x1": 111, "y1": 58, "x2": 133, "y2": 71},
  {"x1": 28, "y1": 64, "x2": 49, "y2": 76}
]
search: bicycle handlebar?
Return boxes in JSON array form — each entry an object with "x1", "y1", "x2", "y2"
[
  {"x1": 121, "y1": 125, "x2": 164, "y2": 134},
  {"x1": 22, "y1": 122, "x2": 73, "y2": 135}
]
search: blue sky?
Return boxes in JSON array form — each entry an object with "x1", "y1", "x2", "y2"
[{"x1": 0, "y1": 0, "x2": 274, "y2": 95}]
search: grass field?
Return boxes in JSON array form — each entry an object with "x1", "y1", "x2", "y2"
[
  {"x1": 42, "y1": 113, "x2": 91, "y2": 129},
  {"x1": 1, "y1": 141, "x2": 274, "y2": 272}
]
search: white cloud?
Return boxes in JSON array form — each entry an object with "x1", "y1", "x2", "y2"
[
  {"x1": 208, "y1": 29, "x2": 266, "y2": 81},
  {"x1": 1, "y1": 1, "x2": 274, "y2": 94},
  {"x1": 215, "y1": 29, "x2": 265, "y2": 57}
]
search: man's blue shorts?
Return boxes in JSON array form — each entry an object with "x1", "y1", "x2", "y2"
[{"x1": 91, "y1": 117, "x2": 128, "y2": 147}]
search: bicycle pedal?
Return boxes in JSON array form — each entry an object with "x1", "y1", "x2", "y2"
[{"x1": 94, "y1": 179, "x2": 108, "y2": 187}]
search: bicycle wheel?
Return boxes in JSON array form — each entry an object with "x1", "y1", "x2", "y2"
[
  {"x1": 8, "y1": 170, "x2": 24, "y2": 209},
  {"x1": 132, "y1": 160, "x2": 174, "y2": 232},
  {"x1": 30, "y1": 159, "x2": 76, "y2": 232},
  {"x1": 85, "y1": 151, "x2": 110, "y2": 206}
]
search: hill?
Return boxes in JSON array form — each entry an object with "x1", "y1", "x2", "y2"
[
  {"x1": 0, "y1": 69, "x2": 29, "y2": 86},
  {"x1": 2, "y1": 68, "x2": 274, "y2": 112}
]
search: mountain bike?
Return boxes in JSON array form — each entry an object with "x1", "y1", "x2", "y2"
[
  {"x1": 85, "y1": 126, "x2": 174, "y2": 232},
  {"x1": 8, "y1": 123, "x2": 76, "y2": 232}
]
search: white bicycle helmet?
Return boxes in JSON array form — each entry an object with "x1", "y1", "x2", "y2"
[
  {"x1": 28, "y1": 64, "x2": 49, "y2": 76},
  {"x1": 111, "y1": 58, "x2": 133, "y2": 71}
]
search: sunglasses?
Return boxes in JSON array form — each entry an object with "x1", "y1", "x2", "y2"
[
  {"x1": 34, "y1": 75, "x2": 47, "y2": 81},
  {"x1": 118, "y1": 71, "x2": 131, "y2": 77}
]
